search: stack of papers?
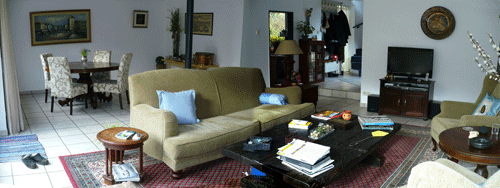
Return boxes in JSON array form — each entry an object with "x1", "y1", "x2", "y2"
[
  {"x1": 277, "y1": 139, "x2": 334, "y2": 177},
  {"x1": 112, "y1": 163, "x2": 140, "y2": 182},
  {"x1": 288, "y1": 119, "x2": 312, "y2": 130}
]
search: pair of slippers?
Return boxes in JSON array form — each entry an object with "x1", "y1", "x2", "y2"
[{"x1": 21, "y1": 153, "x2": 49, "y2": 169}]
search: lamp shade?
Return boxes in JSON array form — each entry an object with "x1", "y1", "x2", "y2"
[{"x1": 274, "y1": 40, "x2": 303, "y2": 55}]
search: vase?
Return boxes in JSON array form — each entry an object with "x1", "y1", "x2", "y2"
[
  {"x1": 301, "y1": 35, "x2": 308, "y2": 41},
  {"x1": 81, "y1": 56, "x2": 87, "y2": 62},
  {"x1": 172, "y1": 31, "x2": 180, "y2": 58}
]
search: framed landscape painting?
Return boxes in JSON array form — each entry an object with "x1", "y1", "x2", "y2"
[
  {"x1": 30, "y1": 9, "x2": 91, "y2": 46},
  {"x1": 185, "y1": 13, "x2": 213, "y2": 36}
]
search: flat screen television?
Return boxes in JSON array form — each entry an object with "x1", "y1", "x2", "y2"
[{"x1": 387, "y1": 47, "x2": 434, "y2": 79}]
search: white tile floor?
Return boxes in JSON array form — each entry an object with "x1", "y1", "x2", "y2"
[
  {"x1": 0, "y1": 92, "x2": 496, "y2": 187},
  {"x1": 0, "y1": 93, "x2": 129, "y2": 188}
]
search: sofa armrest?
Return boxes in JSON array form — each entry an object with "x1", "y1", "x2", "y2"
[
  {"x1": 130, "y1": 104, "x2": 179, "y2": 160},
  {"x1": 438, "y1": 101, "x2": 477, "y2": 119},
  {"x1": 265, "y1": 86, "x2": 302, "y2": 104},
  {"x1": 459, "y1": 115, "x2": 500, "y2": 127},
  {"x1": 406, "y1": 160, "x2": 483, "y2": 188},
  {"x1": 434, "y1": 158, "x2": 486, "y2": 184}
]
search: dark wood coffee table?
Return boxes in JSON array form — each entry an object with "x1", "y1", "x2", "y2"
[
  {"x1": 97, "y1": 127, "x2": 149, "y2": 185},
  {"x1": 222, "y1": 116, "x2": 401, "y2": 188},
  {"x1": 439, "y1": 126, "x2": 500, "y2": 178}
]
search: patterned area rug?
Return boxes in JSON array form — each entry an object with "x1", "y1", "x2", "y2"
[
  {"x1": 60, "y1": 125, "x2": 444, "y2": 188},
  {"x1": 59, "y1": 150, "x2": 249, "y2": 188},
  {"x1": 326, "y1": 124, "x2": 445, "y2": 188},
  {"x1": 0, "y1": 134, "x2": 47, "y2": 163}
]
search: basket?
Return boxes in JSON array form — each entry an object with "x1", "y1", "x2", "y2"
[{"x1": 195, "y1": 52, "x2": 214, "y2": 66}]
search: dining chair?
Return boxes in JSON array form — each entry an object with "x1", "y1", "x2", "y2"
[
  {"x1": 48, "y1": 57, "x2": 88, "y2": 115},
  {"x1": 93, "y1": 53, "x2": 132, "y2": 109},
  {"x1": 39, "y1": 53, "x2": 53, "y2": 103},
  {"x1": 91, "y1": 50, "x2": 111, "y2": 82}
]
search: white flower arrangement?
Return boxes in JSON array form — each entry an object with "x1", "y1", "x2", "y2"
[{"x1": 468, "y1": 32, "x2": 500, "y2": 82}]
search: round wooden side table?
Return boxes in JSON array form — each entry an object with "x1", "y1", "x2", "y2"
[
  {"x1": 97, "y1": 127, "x2": 149, "y2": 185},
  {"x1": 439, "y1": 126, "x2": 500, "y2": 178}
]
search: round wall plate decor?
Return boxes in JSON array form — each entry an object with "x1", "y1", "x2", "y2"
[{"x1": 420, "y1": 6, "x2": 455, "y2": 40}]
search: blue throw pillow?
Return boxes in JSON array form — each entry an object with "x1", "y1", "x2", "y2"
[
  {"x1": 259, "y1": 93, "x2": 288, "y2": 105},
  {"x1": 157, "y1": 90, "x2": 200, "y2": 125},
  {"x1": 473, "y1": 93, "x2": 500, "y2": 116}
]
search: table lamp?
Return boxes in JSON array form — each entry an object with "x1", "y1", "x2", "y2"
[{"x1": 274, "y1": 40, "x2": 303, "y2": 86}]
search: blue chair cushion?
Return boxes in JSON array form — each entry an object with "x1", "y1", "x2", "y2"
[
  {"x1": 473, "y1": 93, "x2": 500, "y2": 116},
  {"x1": 157, "y1": 89, "x2": 200, "y2": 125},
  {"x1": 259, "y1": 93, "x2": 288, "y2": 105}
]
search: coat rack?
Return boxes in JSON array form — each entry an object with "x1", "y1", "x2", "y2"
[{"x1": 321, "y1": 0, "x2": 349, "y2": 12}]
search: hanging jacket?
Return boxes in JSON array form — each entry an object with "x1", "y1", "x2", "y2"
[{"x1": 338, "y1": 10, "x2": 351, "y2": 43}]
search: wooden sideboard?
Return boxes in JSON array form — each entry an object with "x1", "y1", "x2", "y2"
[{"x1": 162, "y1": 59, "x2": 219, "y2": 70}]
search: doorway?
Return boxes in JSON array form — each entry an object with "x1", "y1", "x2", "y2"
[{"x1": 269, "y1": 11, "x2": 293, "y2": 87}]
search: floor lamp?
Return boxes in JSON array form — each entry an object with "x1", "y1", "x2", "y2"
[{"x1": 274, "y1": 40, "x2": 303, "y2": 87}]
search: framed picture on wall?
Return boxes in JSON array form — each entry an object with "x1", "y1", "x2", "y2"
[
  {"x1": 29, "y1": 9, "x2": 91, "y2": 46},
  {"x1": 133, "y1": 10, "x2": 148, "y2": 28},
  {"x1": 185, "y1": 13, "x2": 213, "y2": 36}
]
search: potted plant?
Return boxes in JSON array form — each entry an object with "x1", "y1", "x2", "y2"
[
  {"x1": 296, "y1": 21, "x2": 315, "y2": 41},
  {"x1": 167, "y1": 8, "x2": 182, "y2": 58},
  {"x1": 156, "y1": 56, "x2": 166, "y2": 69}
]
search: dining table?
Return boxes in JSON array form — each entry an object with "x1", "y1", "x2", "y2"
[{"x1": 58, "y1": 61, "x2": 120, "y2": 109}]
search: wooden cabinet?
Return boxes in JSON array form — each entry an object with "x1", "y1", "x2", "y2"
[
  {"x1": 300, "y1": 84, "x2": 319, "y2": 107},
  {"x1": 299, "y1": 40, "x2": 325, "y2": 84},
  {"x1": 378, "y1": 78, "x2": 434, "y2": 120}
]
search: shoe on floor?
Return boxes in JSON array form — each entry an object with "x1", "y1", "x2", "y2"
[
  {"x1": 21, "y1": 155, "x2": 37, "y2": 169},
  {"x1": 30, "y1": 153, "x2": 49, "y2": 165}
]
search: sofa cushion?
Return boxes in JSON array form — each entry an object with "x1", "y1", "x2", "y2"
[
  {"x1": 225, "y1": 103, "x2": 315, "y2": 132},
  {"x1": 472, "y1": 93, "x2": 500, "y2": 116},
  {"x1": 207, "y1": 67, "x2": 266, "y2": 115},
  {"x1": 157, "y1": 89, "x2": 200, "y2": 124},
  {"x1": 163, "y1": 116, "x2": 260, "y2": 160},
  {"x1": 259, "y1": 93, "x2": 288, "y2": 105},
  {"x1": 128, "y1": 69, "x2": 221, "y2": 119}
]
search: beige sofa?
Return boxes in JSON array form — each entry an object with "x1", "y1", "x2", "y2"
[
  {"x1": 399, "y1": 158, "x2": 500, "y2": 188},
  {"x1": 128, "y1": 67, "x2": 315, "y2": 178}
]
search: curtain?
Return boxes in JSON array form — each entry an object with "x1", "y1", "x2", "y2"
[{"x1": 1, "y1": 0, "x2": 24, "y2": 135}]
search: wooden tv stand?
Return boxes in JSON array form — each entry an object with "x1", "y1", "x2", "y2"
[{"x1": 378, "y1": 78, "x2": 434, "y2": 120}]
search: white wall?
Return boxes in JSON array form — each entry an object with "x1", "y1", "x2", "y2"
[
  {"x1": 361, "y1": 0, "x2": 500, "y2": 104},
  {"x1": 352, "y1": 0, "x2": 363, "y2": 50},
  {"x1": 9, "y1": 0, "x2": 169, "y2": 92},
  {"x1": 166, "y1": 0, "x2": 245, "y2": 68}
]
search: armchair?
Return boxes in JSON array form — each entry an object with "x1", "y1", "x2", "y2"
[
  {"x1": 91, "y1": 50, "x2": 112, "y2": 82},
  {"x1": 431, "y1": 75, "x2": 500, "y2": 150},
  {"x1": 399, "y1": 158, "x2": 500, "y2": 188}
]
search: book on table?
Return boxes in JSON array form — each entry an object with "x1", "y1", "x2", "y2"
[
  {"x1": 282, "y1": 159, "x2": 334, "y2": 178},
  {"x1": 288, "y1": 119, "x2": 312, "y2": 130},
  {"x1": 311, "y1": 110, "x2": 341, "y2": 120},
  {"x1": 279, "y1": 155, "x2": 333, "y2": 170},
  {"x1": 277, "y1": 139, "x2": 330, "y2": 165},
  {"x1": 112, "y1": 163, "x2": 140, "y2": 182},
  {"x1": 277, "y1": 139, "x2": 333, "y2": 177},
  {"x1": 115, "y1": 130, "x2": 136, "y2": 140},
  {"x1": 359, "y1": 123, "x2": 394, "y2": 130},
  {"x1": 357, "y1": 116, "x2": 394, "y2": 126}
]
